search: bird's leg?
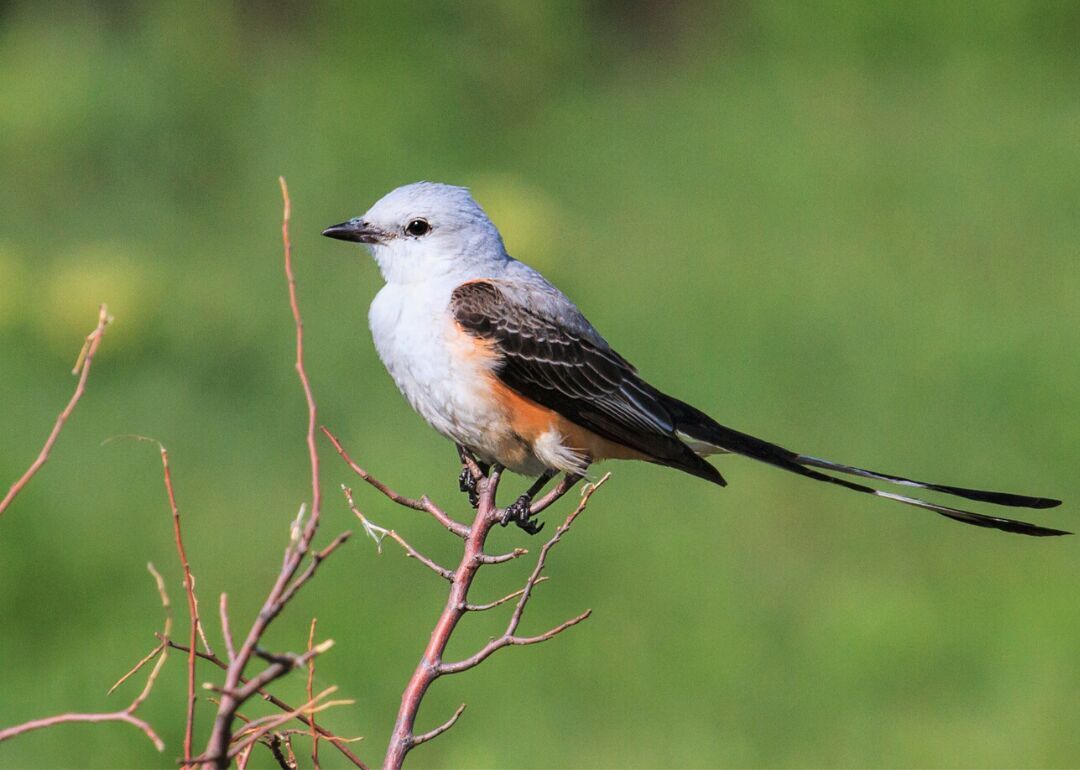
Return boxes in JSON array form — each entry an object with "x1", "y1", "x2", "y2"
[
  {"x1": 500, "y1": 469, "x2": 557, "y2": 534},
  {"x1": 456, "y1": 444, "x2": 490, "y2": 508}
]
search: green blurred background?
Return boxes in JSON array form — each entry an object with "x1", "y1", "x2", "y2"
[{"x1": 1, "y1": 1, "x2": 1078, "y2": 767}]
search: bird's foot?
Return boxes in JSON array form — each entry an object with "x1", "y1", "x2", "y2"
[
  {"x1": 499, "y1": 494, "x2": 544, "y2": 535},
  {"x1": 458, "y1": 467, "x2": 481, "y2": 509}
]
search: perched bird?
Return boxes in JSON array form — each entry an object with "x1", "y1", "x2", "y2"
[{"x1": 323, "y1": 182, "x2": 1064, "y2": 536}]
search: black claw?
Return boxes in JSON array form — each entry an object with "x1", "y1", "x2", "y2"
[
  {"x1": 518, "y1": 518, "x2": 544, "y2": 535},
  {"x1": 458, "y1": 467, "x2": 480, "y2": 508},
  {"x1": 500, "y1": 494, "x2": 544, "y2": 535}
]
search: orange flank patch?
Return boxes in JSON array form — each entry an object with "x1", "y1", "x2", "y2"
[{"x1": 486, "y1": 374, "x2": 647, "y2": 464}]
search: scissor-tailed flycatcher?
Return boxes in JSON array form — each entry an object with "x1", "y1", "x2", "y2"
[{"x1": 323, "y1": 182, "x2": 1064, "y2": 536}]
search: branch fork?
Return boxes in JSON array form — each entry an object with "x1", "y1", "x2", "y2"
[{"x1": 326, "y1": 429, "x2": 608, "y2": 769}]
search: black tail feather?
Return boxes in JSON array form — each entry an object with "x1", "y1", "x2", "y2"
[
  {"x1": 795, "y1": 455, "x2": 1062, "y2": 510},
  {"x1": 661, "y1": 395, "x2": 1067, "y2": 537}
]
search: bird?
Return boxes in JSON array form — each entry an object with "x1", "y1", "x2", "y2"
[{"x1": 322, "y1": 182, "x2": 1065, "y2": 536}]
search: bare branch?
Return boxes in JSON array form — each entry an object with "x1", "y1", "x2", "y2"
[
  {"x1": 342, "y1": 485, "x2": 453, "y2": 580},
  {"x1": 107, "y1": 642, "x2": 165, "y2": 696},
  {"x1": 197, "y1": 687, "x2": 352, "y2": 766},
  {"x1": 476, "y1": 547, "x2": 528, "y2": 565},
  {"x1": 233, "y1": 640, "x2": 334, "y2": 704},
  {"x1": 277, "y1": 530, "x2": 353, "y2": 608},
  {"x1": 166, "y1": 640, "x2": 367, "y2": 768},
  {"x1": 1, "y1": 563, "x2": 171, "y2": 753},
  {"x1": 529, "y1": 473, "x2": 583, "y2": 516},
  {"x1": 156, "y1": 442, "x2": 200, "y2": 763},
  {"x1": 507, "y1": 474, "x2": 608, "y2": 635},
  {"x1": 438, "y1": 610, "x2": 592, "y2": 674},
  {"x1": 1, "y1": 304, "x2": 110, "y2": 517},
  {"x1": 464, "y1": 577, "x2": 548, "y2": 612},
  {"x1": 366, "y1": 449, "x2": 608, "y2": 767},
  {"x1": 190, "y1": 574, "x2": 214, "y2": 656},
  {"x1": 412, "y1": 703, "x2": 466, "y2": 748},
  {"x1": 324, "y1": 426, "x2": 469, "y2": 538},
  {"x1": 220, "y1": 593, "x2": 236, "y2": 664},
  {"x1": 306, "y1": 618, "x2": 320, "y2": 770},
  {"x1": 202, "y1": 177, "x2": 344, "y2": 767},
  {"x1": 0, "y1": 710, "x2": 164, "y2": 751}
]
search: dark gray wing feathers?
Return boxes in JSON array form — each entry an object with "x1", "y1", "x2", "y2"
[{"x1": 450, "y1": 280, "x2": 724, "y2": 483}]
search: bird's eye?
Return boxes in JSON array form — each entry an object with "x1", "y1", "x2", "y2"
[{"x1": 405, "y1": 219, "x2": 430, "y2": 237}]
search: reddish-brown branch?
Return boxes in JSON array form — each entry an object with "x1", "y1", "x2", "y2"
[
  {"x1": 227, "y1": 687, "x2": 352, "y2": 762},
  {"x1": 306, "y1": 617, "x2": 320, "y2": 769},
  {"x1": 277, "y1": 530, "x2": 353, "y2": 608},
  {"x1": 529, "y1": 472, "x2": 583, "y2": 516},
  {"x1": 342, "y1": 485, "x2": 454, "y2": 580},
  {"x1": 323, "y1": 426, "x2": 469, "y2": 538},
  {"x1": 166, "y1": 640, "x2": 367, "y2": 768},
  {"x1": 0, "y1": 709, "x2": 164, "y2": 751},
  {"x1": 411, "y1": 703, "x2": 466, "y2": 748},
  {"x1": 202, "y1": 177, "x2": 340, "y2": 767},
  {"x1": 464, "y1": 577, "x2": 548, "y2": 612},
  {"x1": 0, "y1": 304, "x2": 110, "y2": 517},
  {"x1": 158, "y1": 443, "x2": 200, "y2": 764},
  {"x1": 438, "y1": 477, "x2": 604, "y2": 676},
  {"x1": 332, "y1": 444, "x2": 606, "y2": 769},
  {"x1": 1, "y1": 563, "x2": 171, "y2": 753},
  {"x1": 220, "y1": 594, "x2": 236, "y2": 664}
]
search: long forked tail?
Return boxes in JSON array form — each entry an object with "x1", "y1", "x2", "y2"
[{"x1": 665, "y1": 398, "x2": 1067, "y2": 537}]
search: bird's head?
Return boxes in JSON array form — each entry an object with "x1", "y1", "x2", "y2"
[{"x1": 322, "y1": 182, "x2": 508, "y2": 284}]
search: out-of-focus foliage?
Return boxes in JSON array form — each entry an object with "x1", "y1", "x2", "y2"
[{"x1": 1, "y1": 1, "x2": 1077, "y2": 767}]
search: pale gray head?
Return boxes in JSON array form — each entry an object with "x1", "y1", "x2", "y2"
[{"x1": 322, "y1": 182, "x2": 508, "y2": 284}]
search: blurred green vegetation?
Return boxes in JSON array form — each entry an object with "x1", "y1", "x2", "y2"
[{"x1": 1, "y1": 1, "x2": 1078, "y2": 767}]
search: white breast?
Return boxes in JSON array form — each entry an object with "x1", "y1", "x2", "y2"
[{"x1": 368, "y1": 282, "x2": 505, "y2": 453}]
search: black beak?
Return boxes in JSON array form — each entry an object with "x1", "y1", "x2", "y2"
[{"x1": 321, "y1": 218, "x2": 384, "y2": 244}]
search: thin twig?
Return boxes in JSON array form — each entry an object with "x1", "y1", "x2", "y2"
[
  {"x1": 438, "y1": 610, "x2": 592, "y2": 674},
  {"x1": 165, "y1": 641, "x2": 367, "y2": 768},
  {"x1": 232, "y1": 641, "x2": 334, "y2": 705},
  {"x1": 277, "y1": 530, "x2": 353, "y2": 608},
  {"x1": 412, "y1": 703, "x2": 466, "y2": 747},
  {"x1": 342, "y1": 485, "x2": 454, "y2": 580},
  {"x1": 529, "y1": 473, "x2": 583, "y2": 516},
  {"x1": 202, "y1": 177, "x2": 339, "y2": 768},
  {"x1": 210, "y1": 688, "x2": 352, "y2": 764},
  {"x1": 0, "y1": 710, "x2": 164, "y2": 751},
  {"x1": 1, "y1": 305, "x2": 110, "y2": 517},
  {"x1": 158, "y1": 443, "x2": 200, "y2": 764},
  {"x1": 324, "y1": 426, "x2": 469, "y2": 538},
  {"x1": 476, "y1": 548, "x2": 528, "y2": 564},
  {"x1": 307, "y1": 618, "x2": 320, "y2": 770},
  {"x1": 1, "y1": 563, "x2": 171, "y2": 753},
  {"x1": 190, "y1": 575, "x2": 214, "y2": 656},
  {"x1": 107, "y1": 642, "x2": 164, "y2": 696},
  {"x1": 463, "y1": 578, "x2": 548, "y2": 612},
  {"x1": 220, "y1": 593, "x2": 236, "y2": 664}
]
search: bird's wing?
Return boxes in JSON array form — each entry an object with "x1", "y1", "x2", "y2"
[{"x1": 450, "y1": 279, "x2": 725, "y2": 483}]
